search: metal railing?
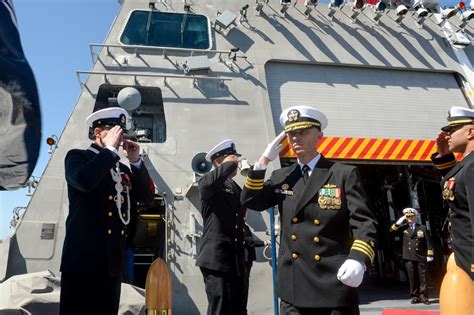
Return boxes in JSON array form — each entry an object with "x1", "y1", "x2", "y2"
[
  {"x1": 89, "y1": 43, "x2": 247, "y2": 64},
  {"x1": 76, "y1": 70, "x2": 232, "y2": 89}
]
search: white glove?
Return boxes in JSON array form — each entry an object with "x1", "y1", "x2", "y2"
[
  {"x1": 337, "y1": 259, "x2": 365, "y2": 288},
  {"x1": 395, "y1": 216, "x2": 406, "y2": 226},
  {"x1": 427, "y1": 256, "x2": 434, "y2": 262},
  {"x1": 262, "y1": 131, "x2": 286, "y2": 161}
]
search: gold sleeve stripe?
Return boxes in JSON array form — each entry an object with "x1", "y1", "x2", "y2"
[
  {"x1": 471, "y1": 264, "x2": 474, "y2": 272},
  {"x1": 391, "y1": 224, "x2": 399, "y2": 231},
  {"x1": 427, "y1": 250, "x2": 434, "y2": 255},
  {"x1": 245, "y1": 182, "x2": 263, "y2": 188},
  {"x1": 244, "y1": 183, "x2": 263, "y2": 190},
  {"x1": 245, "y1": 179, "x2": 263, "y2": 185},
  {"x1": 351, "y1": 245, "x2": 375, "y2": 263},
  {"x1": 436, "y1": 160, "x2": 457, "y2": 170},
  {"x1": 352, "y1": 244, "x2": 375, "y2": 261},
  {"x1": 353, "y1": 240, "x2": 375, "y2": 258},
  {"x1": 246, "y1": 178, "x2": 264, "y2": 183}
]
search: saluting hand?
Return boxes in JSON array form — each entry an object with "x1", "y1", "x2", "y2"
[
  {"x1": 103, "y1": 126, "x2": 123, "y2": 150},
  {"x1": 436, "y1": 131, "x2": 451, "y2": 156},
  {"x1": 222, "y1": 154, "x2": 239, "y2": 164},
  {"x1": 257, "y1": 131, "x2": 287, "y2": 166},
  {"x1": 123, "y1": 139, "x2": 140, "y2": 163},
  {"x1": 395, "y1": 216, "x2": 406, "y2": 226}
]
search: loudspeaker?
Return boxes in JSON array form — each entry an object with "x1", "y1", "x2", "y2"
[{"x1": 191, "y1": 152, "x2": 212, "y2": 175}]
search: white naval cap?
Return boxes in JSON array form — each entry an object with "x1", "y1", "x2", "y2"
[
  {"x1": 441, "y1": 106, "x2": 474, "y2": 132},
  {"x1": 86, "y1": 107, "x2": 130, "y2": 130},
  {"x1": 205, "y1": 139, "x2": 241, "y2": 162},
  {"x1": 279, "y1": 106, "x2": 328, "y2": 132},
  {"x1": 402, "y1": 207, "x2": 417, "y2": 217}
]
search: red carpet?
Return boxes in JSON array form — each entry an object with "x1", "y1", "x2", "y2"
[{"x1": 382, "y1": 311, "x2": 439, "y2": 315}]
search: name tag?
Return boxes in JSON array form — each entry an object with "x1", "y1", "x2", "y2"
[{"x1": 274, "y1": 189, "x2": 294, "y2": 196}]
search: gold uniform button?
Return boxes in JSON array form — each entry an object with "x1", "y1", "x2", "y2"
[
  {"x1": 313, "y1": 236, "x2": 320, "y2": 243},
  {"x1": 314, "y1": 255, "x2": 321, "y2": 261},
  {"x1": 314, "y1": 219, "x2": 320, "y2": 225},
  {"x1": 292, "y1": 253, "x2": 299, "y2": 260},
  {"x1": 235, "y1": 225, "x2": 238, "y2": 229},
  {"x1": 108, "y1": 195, "x2": 113, "y2": 200},
  {"x1": 292, "y1": 217, "x2": 298, "y2": 223},
  {"x1": 121, "y1": 230, "x2": 125, "y2": 235},
  {"x1": 107, "y1": 229, "x2": 112, "y2": 235},
  {"x1": 235, "y1": 238, "x2": 238, "y2": 242},
  {"x1": 291, "y1": 234, "x2": 297, "y2": 241},
  {"x1": 108, "y1": 212, "x2": 112, "y2": 217}
]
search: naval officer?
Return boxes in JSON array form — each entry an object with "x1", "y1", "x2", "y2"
[
  {"x1": 241, "y1": 106, "x2": 378, "y2": 314},
  {"x1": 60, "y1": 107, "x2": 153, "y2": 315},
  {"x1": 390, "y1": 208, "x2": 433, "y2": 304},
  {"x1": 431, "y1": 106, "x2": 474, "y2": 312},
  {"x1": 196, "y1": 140, "x2": 247, "y2": 315}
]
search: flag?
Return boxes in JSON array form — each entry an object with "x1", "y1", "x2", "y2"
[{"x1": 0, "y1": 0, "x2": 41, "y2": 190}]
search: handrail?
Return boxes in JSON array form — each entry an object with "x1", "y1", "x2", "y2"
[
  {"x1": 269, "y1": 207, "x2": 279, "y2": 315},
  {"x1": 76, "y1": 70, "x2": 232, "y2": 89},
  {"x1": 89, "y1": 43, "x2": 247, "y2": 64}
]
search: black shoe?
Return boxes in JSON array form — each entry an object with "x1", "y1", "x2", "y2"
[
  {"x1": 421, "y1": 299, "x2": 430, "y2": 305},
  {"x1": 411, "y1": 297, "x2": 421, "y2": 304}
]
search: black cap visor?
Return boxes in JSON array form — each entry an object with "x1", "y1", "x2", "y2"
[{"x1": 210, "y1": 147, "x2": 241, "y2": 161}]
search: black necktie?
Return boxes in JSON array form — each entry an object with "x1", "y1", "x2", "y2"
[{"x1": 302, "y1": 165, "x2": 310, "y2": 183}]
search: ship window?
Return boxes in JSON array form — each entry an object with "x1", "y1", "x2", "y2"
[
  {"x1": 93, "y1": 85, "x2": 166, "y2": 143},
  {"x1": 120, "y1": 10, "x2": 210, "y2": 50}
]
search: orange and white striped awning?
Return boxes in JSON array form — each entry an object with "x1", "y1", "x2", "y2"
[{"x1": 279, "y1": 136, "x2": 461, "y2": 162}]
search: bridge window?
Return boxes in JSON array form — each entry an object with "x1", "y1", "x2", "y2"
[{"x1": 120, "y1": 10, "x2": 210, "y2": 50}]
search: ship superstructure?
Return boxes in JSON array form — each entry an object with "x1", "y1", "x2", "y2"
[{"x1": 1, "y1": 0, "x2": 474, "y2": 313}]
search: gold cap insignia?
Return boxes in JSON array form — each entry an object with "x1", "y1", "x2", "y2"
[{"x1": 287, "y1": 109, "x2": 300, "y2": 122}]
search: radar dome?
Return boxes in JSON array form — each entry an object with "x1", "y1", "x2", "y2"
[{"x1": 117, "y1": 87, "x2": 141, "y2": 111}]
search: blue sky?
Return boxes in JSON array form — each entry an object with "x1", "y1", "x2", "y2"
[
  {"x1": 0, "y1": 0, "x2": 120, "y2": 239},
  {"x1": 0, "y1": 0, "x2": 467, "y2": 239}
]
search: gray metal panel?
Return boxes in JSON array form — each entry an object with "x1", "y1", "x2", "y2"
[{"x1": 266, "y1": 62, "x2": 469, "y2": 140}]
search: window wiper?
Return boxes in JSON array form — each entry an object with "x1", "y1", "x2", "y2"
[
  {"x1": 180, "y1": 11, "x2": 188, "y2": 46},
  {"x1": 145, "y1": 10, "x2": 153, "y2": 45}
]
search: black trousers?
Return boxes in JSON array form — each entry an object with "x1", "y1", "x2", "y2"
[
  {"x1": 60, "y1": 271, "x2": 121, "y2": 315},
  {"x1": 405, "y1": 260, "x2": 428, "y2": 299},
  {"x1": 280, "y1": 300, "x2": 360, "y2": 315},
  {"x1": 242, "y1": 261, "x2": 254, "y2": 315},
  {"x1": 200, "y1": 267, "x2": 247, "y2": 315}
]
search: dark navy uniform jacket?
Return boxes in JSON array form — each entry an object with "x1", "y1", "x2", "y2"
[
  {"x1": 61, "y1": 143, "x2": 153, "y2": 276},
  {"x1": 243, "y1": 223, "x2": 265, "y2": 263},
  {"x1": 196, "y1": 161, "x2": 246, "y2": 276},
  {"x1": 390, "y1": 223, "x2": 434, "y2": 262},
  {"x1": 241, "y1": 155, "x2": 378, "y2": 308},
  {"x1": 432, "y1": 152, "x2": 474, "y2": 280}
]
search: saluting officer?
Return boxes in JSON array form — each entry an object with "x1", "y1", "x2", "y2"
[
  {"x1": 241, "y1": 106, "x2": 378, "y2": 315},
  {"x1": 60, "y1": 107, "x2": 153, "y2": 315},
  {"x1": 196, "y1": 140, "x2": 247, "y2": 315},
  {"x1": 390, "y1": 208, "x2": 433, "y2": 305},
  {"x1": 431, "y1": 106, "x2": 474, "y2": 312}
]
